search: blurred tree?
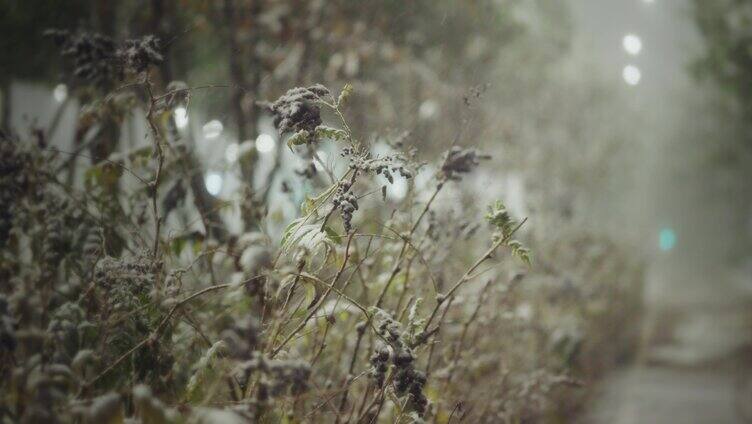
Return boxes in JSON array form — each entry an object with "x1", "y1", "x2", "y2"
[
  {"x1": 693, "y1": 0, "x2": 752, "y2": 130},
  {"x1": 0, "y1": 0, "x2": 88, "y2": 129},
  {"x1": 1, "y1": 0, "x2": 526, "y2": 234},
  {"x1": 692, "y1": 0, "x2": 752, "y2": 257}
]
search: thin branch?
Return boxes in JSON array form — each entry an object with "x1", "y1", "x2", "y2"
[
  {"x1": 270, "y1": 233, "x2": 356, "y2": 358},
  {"x1": 423, "y1": 218, "x2": 527, "y2": 332}
]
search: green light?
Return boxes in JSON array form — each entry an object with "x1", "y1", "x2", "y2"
[{"x1": 659, "y1": 228, "x2": 676, "y2": 251}]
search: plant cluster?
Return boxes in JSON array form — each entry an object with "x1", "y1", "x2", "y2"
[
  {"x1": 0, "y1": 19, "x2": 644, "y2": 424},
  {"x1": 44, "y1": 29, "x2": 163, "y2": 86}
]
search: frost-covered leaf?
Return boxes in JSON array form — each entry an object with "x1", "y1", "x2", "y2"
[
  {"x1": 188, "y1": 408, "x2": 249, "y2": 424},
  {"x1": 406, "y1": 298, "x2": 425, "y2": 338},
  {"x1": 297, "y1": 225, "x2": 336, "y2": 250},
  {"x1": 338, "y1": 83, "x2": 353, "y2": 105},
  {"x1": 314, "y1": 125, "x2": 348, "y2": 142},
  {"x1": 286, "y1": 129, "x2": 310, "y2": 151},
  {"x1": 301, "y1": 185, "x2": 336, "y2": 216},
  {"x1": 81, "y1": 393, "x2": 124, "y2": 424},
  {"x1": 133, "y1": 385, "x2": 179, "y2": 424},
  {"x1": 510, "y1": 241, "x2": 532, "y2": 266},
  {"x1": 281, "y1": 216, "x2": 341, "y2": 259},
  {"x1": 186, "y1": 341, "x2": 227, "y2": 403}
]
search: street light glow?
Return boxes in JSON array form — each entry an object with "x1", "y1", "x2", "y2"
[
  {"x1": 622, "y1": 34, "x2": 642, "y2": 55},
  {"x1": 622, "y1": 65, "x2": 642, "y2": 86}
]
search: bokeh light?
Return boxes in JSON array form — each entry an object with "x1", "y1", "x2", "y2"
[
  {"x1": 419, "y1": 100, "x2": 439, "y2": 120},
  {"x1": 204, "y1": 172, "x2": 223, "y2": 196},
  {"x1": 622, "y1": 34, "x2": 642, "y2": 55},
  {"x1": 203, "y1": 120, "x2": 223, "y2": 139},
  {"x1": 174, "y1": 107, "x2": 189, "y2": 129},
  {"x1": 659, "y1": 227, "x2": 677, "y2": 251},
  {"x1": 256, "y1": 133, "x2": 276, "y2": 153},
  {"x1": 225, "y1": 142, "x2": 239, "y2": 163},
  {"x1": 388, "y1": 178, "x2": 408, "y2": 201},
  {"x1": 622, "y1": 65, "x2": 642, "y2": 86},
  {"x1": 53, "y1": 84, "x2": 67, "y2": 103}
]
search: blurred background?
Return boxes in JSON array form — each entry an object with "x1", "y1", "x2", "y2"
[{"x1": 1, "y1": 0, "x2": 751, "y2": 422}]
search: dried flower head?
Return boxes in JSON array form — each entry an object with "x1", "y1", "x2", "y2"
[
  {"x1": 370, "y1": 310, "x2": 429, "y2": 416},
  {"x1": 45, "y1": 29, "x2": 119, "y2": 84},
  {"x1": 348, "y1": 152, "x2": 413, "y2": 183},
  {"x1": 119, "y1": 35, "x2": 163, "y2": 74},
  {"x1": 440, "y1": 146, "x2": 490, "y2": 181},
  {"x1": 260, "y1": 85, "x2": 330, "y2": 137},
  {"x1": 45, "y1": 29, "x2": 162, "y2": 85},
  {"x1": 369, "y1": 344, "x2": 390, "y2": 387},
  {"x1": 332, "y1": 179, "x2": 359, "y2": 233}
]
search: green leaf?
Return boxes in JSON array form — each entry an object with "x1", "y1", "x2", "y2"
[
  {"x1": 280, "y1": 217, "x2": 306, "y2": 252},
  {"x1": 314, "y1": 125, "x2": 348, "y2": 143},
  {"x1": 322, "y1": 225, "x2": 342, "y2": 245},
  {"x1": 301, "y1": 198, "x2": 316, "y2": 216},
  {"x1": 301, "y1": 184, "x2": 337, "y2": 215},
  {"x1": 169, "y1": 231, "x2": 205, "y2": 257},
  {"x1": 338, "y1": 83, "x2": 353, "y2": 106},
  {"x1": 125, "y1": 145, "x2": 153, "y2": 162},
  {"x1": 302, "y1": 276, "x2": 321, "y2": 310},
  {"x1": 281, "y1": 221, "x2": 338, "y2": 253},
  {"x1": 171, "y1": 238, "x2": 186, "y2": 257},
  {"x1": 84, "y1": 161, "x2": 123, "y2": 191},
  {"x1": 507, "y1": 239, "x2": 532, "y2": 266},
  {"x1": 286, "y1": 130, "x2": 310, "y2": 151}
]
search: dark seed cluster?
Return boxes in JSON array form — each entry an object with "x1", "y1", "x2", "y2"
[
  {"x1": 120, "y1": 35, "x2": 163, "y2": 75},
  {"x1": 368, "y1": 345, "x2": 390, "y2": 387},
  {"x1": 95, "y1": 255, "x2": 160, "y2": 299},
  {"x1": 393, "y1": 358, "x2": 428, "y2": 415},
  {"x1": 45, "y1": 29, "x2": 119, "y2": 84},
  {"x1": 440, "y1": 146, "x2": 491, "y2": 181},
  {"x1": 346, "y1": 151, "x2": 413, "y2": 184},
  {"x1": 371, "y1": 310, "x2": 429, "y2": 416},
  {"x1": 265, "y1": 358, "x2": 312, "y2": 397},
  {"x1": 332, "y1": 179, "x2": 359, "y2": 233},
  {"x1": 235, "y1": 352, "x2": 312, "y2": 400}
]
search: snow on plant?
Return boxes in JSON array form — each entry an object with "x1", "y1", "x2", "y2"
[{"x1": 0, "y1": 28, "x2": 644, "y2": 424}]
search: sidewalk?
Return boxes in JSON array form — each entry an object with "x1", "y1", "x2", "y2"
[{"x1": 582, "y1": 365, "x2": 746, "y2": 424}]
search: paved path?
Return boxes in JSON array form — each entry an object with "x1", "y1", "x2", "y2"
[{"x1": 582, "y1": 365, "x2": 748, "y2": 424}]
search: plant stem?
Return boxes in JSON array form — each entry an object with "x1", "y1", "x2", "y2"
[
  {"x1": 270, "y1": 233, "x2": 356, "y2": 358},
  {"x1": 423, "y1": 218, "x2": 527, "y2": 333}
]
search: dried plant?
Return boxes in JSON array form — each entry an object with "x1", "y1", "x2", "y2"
[{"x1": 0, "y1": 27, "x2": 644, "y2": 424}]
